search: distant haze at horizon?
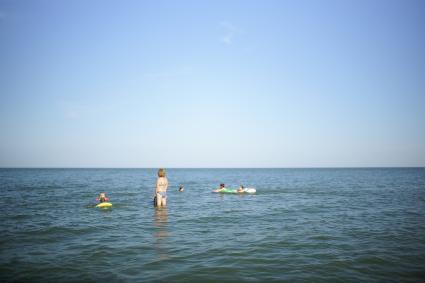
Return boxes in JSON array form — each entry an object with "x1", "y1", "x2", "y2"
[
  {"x1": 1, "y1": 0, "x2": 424, "y2": 168},
  {"x1": 1, "y1": 166, "x2": 424, "y2": 169}
]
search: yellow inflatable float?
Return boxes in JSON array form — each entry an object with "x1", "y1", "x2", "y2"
[{"x1": 96, "y1": 202, "x2": 112, "y2": 208}]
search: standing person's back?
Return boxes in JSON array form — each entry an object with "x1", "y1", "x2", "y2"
[{"x1": 155, "y1": 168, "x2": 168, "y2": 207}]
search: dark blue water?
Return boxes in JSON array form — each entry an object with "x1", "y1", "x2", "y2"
[{"x1": 1, "y1": 168, "x2": 424, "y2": 282}]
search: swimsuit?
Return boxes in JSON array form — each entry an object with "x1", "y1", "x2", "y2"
[{"x1": 157, "y1": 191, "x2": 167, "y2": 198}]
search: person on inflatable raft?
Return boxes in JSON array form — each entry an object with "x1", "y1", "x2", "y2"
[
  {"x1": 96, "y1": 192, "x2": 110, "y2": 203},
  {"x1": 215, "y1": 184, "x2": 246, "y2": 193}
]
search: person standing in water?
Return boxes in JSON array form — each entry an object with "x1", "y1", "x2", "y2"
[{"x1": 155, "y1": 168, "x2": 168, "y2": 207}]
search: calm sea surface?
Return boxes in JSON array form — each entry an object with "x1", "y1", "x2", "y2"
[{"x1": 0, "y1": 168, "x2": 424, "y2": 282}]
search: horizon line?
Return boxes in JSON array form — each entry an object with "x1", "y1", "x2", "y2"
[{"x1": 0, "y1": 166, "x2": 424, "y2": 169}]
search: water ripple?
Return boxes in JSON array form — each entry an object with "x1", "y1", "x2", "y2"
[{"x1": 0, "y1": 168, "x2": 424, "y2": 282}]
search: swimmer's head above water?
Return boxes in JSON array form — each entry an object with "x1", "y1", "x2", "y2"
[{"x1": 98, "y1": 192, "x2": 107, "y2": 202}]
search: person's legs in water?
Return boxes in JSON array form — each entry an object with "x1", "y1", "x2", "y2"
[
  {"x1": 161, "y1": 194, "x2": 167, "y2": 206},
  {"x1": 156, "y1": 193, "x2": 162, "y2": 207},
  {"x1": 156, "y1": 191, "x2": 166, "y2": 207}
]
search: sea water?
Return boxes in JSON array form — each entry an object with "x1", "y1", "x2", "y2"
[{"x1": 0, "y1": 168, "x2": 424, "y2": 282}]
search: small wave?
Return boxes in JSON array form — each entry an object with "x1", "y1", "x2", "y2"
[{"x1": 26, "y1": 225, "x2": 98, "y2": 238}]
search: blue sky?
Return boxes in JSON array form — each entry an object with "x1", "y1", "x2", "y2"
[{"x1": 0, "y1": 0, "x2": 424, "y2": 167}]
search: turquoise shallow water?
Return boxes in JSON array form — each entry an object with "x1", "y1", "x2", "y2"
[{"x1": 0, "y1": 168, "x2": 424, "y2": 282}]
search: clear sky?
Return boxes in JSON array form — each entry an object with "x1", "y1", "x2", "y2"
[{"x1": 0, "y1": 0, "x2": 424, "y2": 167}]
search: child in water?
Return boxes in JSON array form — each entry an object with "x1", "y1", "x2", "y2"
[
  {"x1": 97, "y1": 192, "x2": 109, "y2": 203},
  {"x1": 215, "y1": 183, "x2": 226, "y2": 192},
  {"x1": 237, "y1": 185, "x2": 245, "y2": 193},
  {"x1": 155, "y1": 168, "x2": 168, "y2": 207}
]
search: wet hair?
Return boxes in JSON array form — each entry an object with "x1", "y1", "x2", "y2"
[
  {"x1": 220, "y1": 183, "x2": 225, "y2": 187},
  {"x1": 158, "y1": 168, "x2": 166, "y2": 177}
]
